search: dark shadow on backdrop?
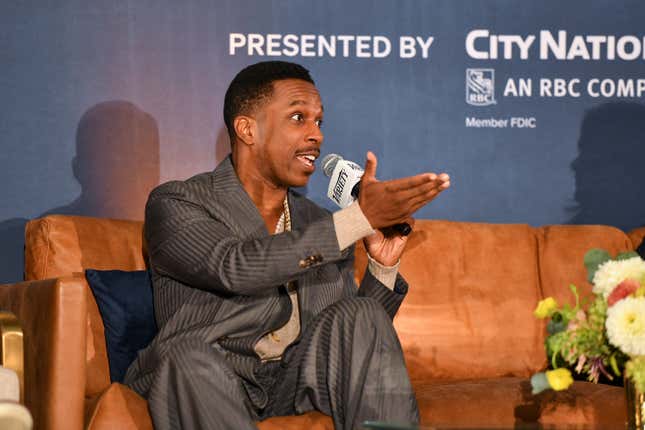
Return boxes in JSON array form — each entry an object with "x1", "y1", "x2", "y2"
[
  {"x1": 45, "y1": 100, "x2": 160, "y2": 220},
  {"x1": 0, "y1": 101, "x2": 160, "y2": 283},
  {"x1": 568, "y1": 102, "x2": 645, "y2": 232}
]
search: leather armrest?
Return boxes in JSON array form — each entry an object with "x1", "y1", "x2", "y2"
[
  {"x1": 627, "y1": 226, "x2": 645, "y2": 251},
  {"x1": 0, "y1": 310, "x2": 24, "y2": 402},
  {"x1": 0, "y1": 276, "x2": 88, "y2": 430}
]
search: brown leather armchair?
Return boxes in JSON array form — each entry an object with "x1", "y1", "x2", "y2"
[
  {"x1": 0, "y1": 216, "x2": 152, "y2": 430},
  {"x1": 1, "y1": 214, "x2": 644, "y2": 429}
]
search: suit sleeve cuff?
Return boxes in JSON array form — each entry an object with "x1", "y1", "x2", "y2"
[
  {"x1": 332, "y1": 201, "x2": 374, "y2": 251},
  {"x1": 366, "y1": 253, "x2": 399, "y2": 291}
]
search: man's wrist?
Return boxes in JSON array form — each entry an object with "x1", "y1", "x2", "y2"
[
  {"x1": 367, "y1": 252, "x2": 399, "y2": 290},
  {"x1": 332, "y1": 201, "x2": 374, "y2": 251}
]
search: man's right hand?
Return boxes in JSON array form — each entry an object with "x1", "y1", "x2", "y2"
[{"x1": 358, "y1": 151, "x2": 450, "y2": 229}]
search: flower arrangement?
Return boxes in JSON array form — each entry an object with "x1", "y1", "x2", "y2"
[{"x1": 531, "y1": 248, "x2": 645, "y2": 395}]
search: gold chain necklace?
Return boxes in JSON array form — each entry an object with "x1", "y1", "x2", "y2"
[{"x1": 282, "y1": 195, "x2": 291, "y2": 232}]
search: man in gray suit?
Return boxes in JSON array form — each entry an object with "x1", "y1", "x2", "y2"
[{"x1": 124, "y1": 61, "x2": 450, "y2": 429}]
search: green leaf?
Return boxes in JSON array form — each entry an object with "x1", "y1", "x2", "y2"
[
  {"x1": 616, "y1": 251, "x2": 639, "y2": 261},
  {"x1": 546, "y1": 332, "x2": 568, "y2": 368},
  {"x1": 569, "y1": 284, "x2": 580, "y2": 310},
  {"x1": 531, "y1": 372, "x2": 550, "y2": 394},
  {"x1": 547, "y1": 319, "x2": 567, "y2": 335},
  {"x1": 559, "y1": 304, "x2": 577, "y2": 322},
  {"x1": 584, "y1": 249, "x2": 611, "y2": 283},
  {"x1": 609, "y1": 353, "x2": 621, "y2": 377}
]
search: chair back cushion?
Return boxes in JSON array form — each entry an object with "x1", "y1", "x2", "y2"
[
  {"x1": 25, "y1": 215, "x2": 146, "y2": 281},
  {"x1": 355, "y1": 220, "x2": 545, "y2": 381},
  {"x1": 536, "y1": 225, "x2": 633, "y2": 315}
]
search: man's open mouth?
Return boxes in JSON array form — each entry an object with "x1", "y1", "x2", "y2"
[{"x1": 296, "y1": 154, "x2": 317, "y2": 167}]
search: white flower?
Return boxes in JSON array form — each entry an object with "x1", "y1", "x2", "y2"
[
  {"x1": 592, "y1": 257, "x2": 645, "y2": 299},
  {"x1": 605, "y1": 297, "x2": 645, "y2": 356}
]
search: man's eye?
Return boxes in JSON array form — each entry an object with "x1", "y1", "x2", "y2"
[
  {"x1": 291, "y1": 113, "x2": 303, "y2": 121},
  {"x1": 315, "y1": 119, "x2": 323, "y2": 128}
]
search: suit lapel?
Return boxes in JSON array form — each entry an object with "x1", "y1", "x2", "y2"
[
  {"x1": 210, "y1": 156, "x2": 269, "y2": 240},
  {"x1": 286, "y1": 189, "x2": 307, "y2": 232}
]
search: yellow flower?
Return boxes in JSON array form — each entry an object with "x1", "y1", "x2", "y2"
[
  {"x1": 545, "y1": 368, "x2": 574, "y2": 391},
  {"x1": 534, "y1": 297, "x2": 558, "y2": 319}
]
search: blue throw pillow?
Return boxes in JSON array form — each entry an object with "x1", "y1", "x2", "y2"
[{"x1": 85, "y1": 269, "x2": 157, "y2": 383}]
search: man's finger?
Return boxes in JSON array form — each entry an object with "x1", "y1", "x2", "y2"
[
  {"x1": 439, "y1": 180, "x2": 451, "y2": 190},
  {"x1": 385, "y1": 173, "x2": 435, "y2": 192},
  {"x1": 385, "y1": 171, "x2": 451, "y2": 192},
  {"x1": 407, "y1": 186, "x2": 447, "y2": 213},
  {"x1": 363, "y1": 151, "x2": 378, "y2": 181},
  {"x1": 394, "y1": 178, "x2": 445, "y2": 202}
]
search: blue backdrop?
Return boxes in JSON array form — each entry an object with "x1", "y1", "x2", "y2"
[{"x1": 2, "y1": 0, "x2": 644, "y2": 282}]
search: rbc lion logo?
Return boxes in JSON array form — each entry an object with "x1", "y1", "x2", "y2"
[{"x1": 466, "y1": 69, "x2": 496, "y2": 106}]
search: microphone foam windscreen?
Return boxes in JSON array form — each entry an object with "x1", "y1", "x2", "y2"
[{"x1": 321, "y1": 153, "x2": 342, "y2": 177}]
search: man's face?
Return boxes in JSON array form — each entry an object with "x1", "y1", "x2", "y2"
[{"x1": 250, "y1": 78, "x2": 323, "y2": 188}]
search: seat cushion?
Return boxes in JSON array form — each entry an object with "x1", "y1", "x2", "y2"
[
  {"x1": 258, "y1": 411, "x2": 333, "y2": 430},
  {"x1": 85, "y1": 270, "x2": 157, "y2": 383},
  {"x1": 85, "y1": 383, "x2": 153, "y2": 430},
  {"x1": 414, "y1": 377, "x2": 625, "y2": 428},
  {"x1": 87, "y1": 387, "x2": 334, "y2": 430},
  {"x1": 181, "y1": 378, "x2": 627, "y2": 429}
]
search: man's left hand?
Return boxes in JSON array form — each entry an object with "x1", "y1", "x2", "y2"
[{"x1": 363, "y1": 218, "x2": 415, "y2": 267}]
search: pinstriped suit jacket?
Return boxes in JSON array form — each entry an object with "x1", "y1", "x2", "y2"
[{"x1": 124, "y1": 156, "x2": 408, "y2": 398}]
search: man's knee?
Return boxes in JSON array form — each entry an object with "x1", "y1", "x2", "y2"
[
  {"x1": 353, "y1": 296, "x2": 390, "y2": 319},
  {"x1": 160, "y1": 339, "x2": 236, "y2": 382},
  {"x1": 331, "y1": 296, "x2": 392, "y2": 327}
]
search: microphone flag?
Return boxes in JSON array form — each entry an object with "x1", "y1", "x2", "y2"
[{"x1": 326, "y1": 158, "x2": 364, "y2": 208}]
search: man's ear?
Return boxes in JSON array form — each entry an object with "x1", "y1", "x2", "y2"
[{"x1": 233, "y1": 116, "x2": 256, "y2": 146}]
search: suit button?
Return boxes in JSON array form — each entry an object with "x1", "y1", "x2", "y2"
[{"x1": 300, "y1": 254, "x2": 324, "y2": 268}]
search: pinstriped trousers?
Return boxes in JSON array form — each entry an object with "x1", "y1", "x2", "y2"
[{"x1": 146, "y1": 297, "x2": 419, "y2": 430}]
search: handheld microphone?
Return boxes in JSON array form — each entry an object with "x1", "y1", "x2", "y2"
[{"x1": 321, "y1": 154, "x2": 412, "y2": 236}]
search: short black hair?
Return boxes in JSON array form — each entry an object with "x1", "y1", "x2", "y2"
[{"x1": 223, "y1": 61, "x2": 315, "y2": 143}]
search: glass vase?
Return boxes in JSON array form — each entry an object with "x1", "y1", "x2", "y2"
[{"x1": 626, "y1": 375, "x2": 645, "y2": 430}]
